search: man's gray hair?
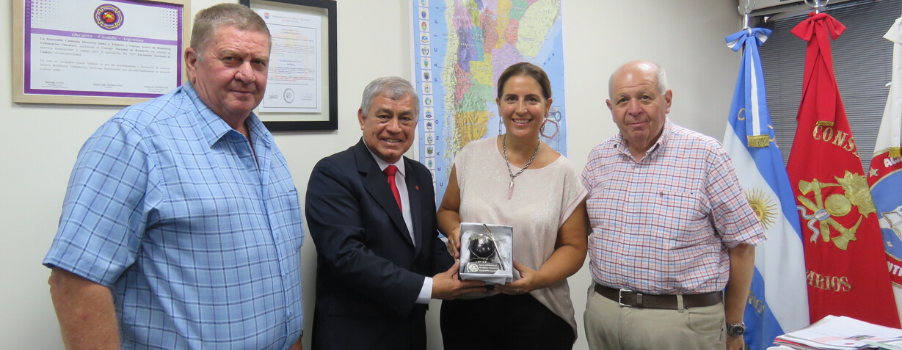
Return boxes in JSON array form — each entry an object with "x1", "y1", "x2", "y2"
[
  {"x1": 191, "y1": 3, "x2": 271, "y2": 57},
  {"x1": 360, "y1": 77, "x2": 420, "y2": 116},
  {"x1": 608, "y1": 61, "x2": 669, "y2": 95}
]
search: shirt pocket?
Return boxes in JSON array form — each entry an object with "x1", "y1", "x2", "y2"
[{"x1": 647, "y1": 190, "x2": 708, "y2": 243}]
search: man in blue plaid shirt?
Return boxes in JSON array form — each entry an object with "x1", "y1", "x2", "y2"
[{"x1": 43, "y1": 4, "x2": 304, "y2": 349}]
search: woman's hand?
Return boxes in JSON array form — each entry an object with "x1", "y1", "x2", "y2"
[
  {"x1": 447, "y1": 227, "x2": 461, "y2": 258},
  {"x1": 494, "y1": 261, "x2": 544, "y2": 295}
]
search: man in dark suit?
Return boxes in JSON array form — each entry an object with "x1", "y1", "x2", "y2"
[{"x1": 305, "y1": 77, "x2": 485, "y2": 350}]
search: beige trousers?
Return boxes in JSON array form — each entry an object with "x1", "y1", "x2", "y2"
[{"x1": 584, "y1": 282, "x2": 726, "y2": 350}]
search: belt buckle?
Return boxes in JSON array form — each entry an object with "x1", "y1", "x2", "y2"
[{"x1": 618, "y1": 288, "x2": 633, "y2": 307}]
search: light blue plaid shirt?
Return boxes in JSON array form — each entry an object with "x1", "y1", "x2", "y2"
[{"x1": 44, "y1": 83, "x2": 304, "y2": 350}]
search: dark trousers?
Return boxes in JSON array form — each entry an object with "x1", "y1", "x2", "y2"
[{"x1": 440, "y1": 294, "x2": 574, "y2": 350}]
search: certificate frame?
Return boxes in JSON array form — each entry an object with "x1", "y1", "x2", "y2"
[
  {"x1": 12, "y1": 0, "x2": 190, "y2": 106},
  {"x1": 241, "y1": 0, "x2": 338, "y2": 131}
]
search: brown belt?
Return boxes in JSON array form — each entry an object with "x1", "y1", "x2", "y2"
[{"x1": 594, "y1": 284, "x2": 722, "y2": 310}]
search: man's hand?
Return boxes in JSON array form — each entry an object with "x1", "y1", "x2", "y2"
[
  {"x1": 726, "y1": 334, "x2": 744, "y2": 350},
  {"x1": 431, "y1": 260, "x2": 486, "y2": 299}
]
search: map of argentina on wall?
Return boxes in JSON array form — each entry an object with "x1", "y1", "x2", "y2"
[{"x1": 412, "y1": 0, "x2": 567, "y2": 205}]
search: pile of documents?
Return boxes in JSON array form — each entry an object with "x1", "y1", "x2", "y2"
[{"x1": 773, "y1": 316, "x2": 902, "y2": 349}]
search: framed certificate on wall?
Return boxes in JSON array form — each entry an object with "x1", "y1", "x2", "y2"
[
  {"x1": 13, "y1": 0, "x2": 190, "y2": 106},
  {"x1": 241, "y1": 0, "x2": 338, "y2": 131}
]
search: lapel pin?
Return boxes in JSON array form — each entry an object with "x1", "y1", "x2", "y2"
[{"x1": 415, "y1": 185, "x2": 419, "y2": 191}]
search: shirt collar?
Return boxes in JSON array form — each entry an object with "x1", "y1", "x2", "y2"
[
  {"x1": 361, "y1": 137, "x2": 406, "y2": 176},
  {"x1": 183, "y1": 82, "x2": 272, "y2": 148}
]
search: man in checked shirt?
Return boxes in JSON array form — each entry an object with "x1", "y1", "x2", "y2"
[{"x1": 581, "y1": 61, "x2": 766, "y2": 350}]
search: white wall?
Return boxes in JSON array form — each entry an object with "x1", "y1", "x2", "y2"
[{"x1": 0, "y1": 0, "x2": 740, "y2": 349}]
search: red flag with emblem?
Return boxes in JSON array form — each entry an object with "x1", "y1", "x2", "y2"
[{"x1": 787, "y1": 13, "x2": 900, "y2": 327}]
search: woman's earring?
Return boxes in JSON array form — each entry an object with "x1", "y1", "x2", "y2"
[{"x1": 540, "y1": 117, "x2": 559, "y2": 139}]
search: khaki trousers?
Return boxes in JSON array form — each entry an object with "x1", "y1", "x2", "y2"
[{"x1": 584, "y1": 282, "x2": 725, "y2": 350}]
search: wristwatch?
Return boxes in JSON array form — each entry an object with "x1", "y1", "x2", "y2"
[{"x1": 726, "y1": 322, "x2": 746, "y2": 338}]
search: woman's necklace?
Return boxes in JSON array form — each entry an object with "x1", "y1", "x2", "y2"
[{"x1": 502, "y1": 133, "x2": 540, "y2": 200}]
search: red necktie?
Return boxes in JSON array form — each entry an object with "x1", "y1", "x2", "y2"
[{"x1": 384, "y1": 165, "x2": 402, "y2": 211}]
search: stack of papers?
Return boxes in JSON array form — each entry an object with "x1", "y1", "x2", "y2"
[{"x1": 774, "y1": 316, "x2": 902, "y2": 349}]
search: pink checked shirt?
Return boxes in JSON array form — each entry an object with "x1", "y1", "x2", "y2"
[{"x1": 582, "y1": 121, "x2": 765, "y2": 295}]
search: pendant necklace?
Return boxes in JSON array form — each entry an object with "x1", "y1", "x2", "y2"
[{"x1": 502, "y1": 133, "x2": 540, "y2": 200}]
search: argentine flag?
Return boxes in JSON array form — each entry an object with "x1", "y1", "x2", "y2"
[{"x1": 723, "y1": 28, "x2": 810, "y2": 350}]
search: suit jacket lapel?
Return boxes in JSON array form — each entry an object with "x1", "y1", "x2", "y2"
[
  {"x1": 354, "y1": 141, "x2": 414, "y2": 248},
  {"x1": 404, "y1": 158, "x2": 424, "y2": 256}
]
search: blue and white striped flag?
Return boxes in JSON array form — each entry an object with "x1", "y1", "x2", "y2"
[{"x1": 723, "y1": 28, "x2": 810, "y2": 350}]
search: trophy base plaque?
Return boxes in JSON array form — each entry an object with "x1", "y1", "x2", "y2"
[{"x1": 465, "y1": 262, "x2": 501, "y2": 274}]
